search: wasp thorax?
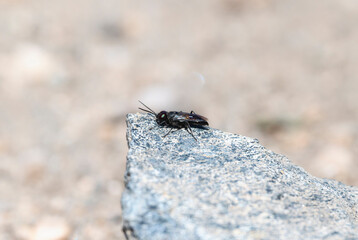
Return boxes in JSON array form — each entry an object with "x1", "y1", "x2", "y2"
[{"x1": 156, "y1": 111, "x2": 169, "y2": 126}]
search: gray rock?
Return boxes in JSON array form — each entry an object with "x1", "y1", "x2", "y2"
[{"x1": 121, "y1": 113, "x2": 358, "y2": 240}]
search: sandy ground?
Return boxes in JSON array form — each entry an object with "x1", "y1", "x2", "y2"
[{"x1": 0, "y1": 0, "x2": 357, "y2": 239}]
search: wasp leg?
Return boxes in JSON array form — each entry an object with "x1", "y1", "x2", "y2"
[
  {"x1": 190, "y1": 110, "x2": 196, "y2": 114},
  {"x1": 184, "y1": 122, "x2": 197, "y2": 141},
  {"x1": 163, "y1": 128, "x2": 180, "y2": 138}
]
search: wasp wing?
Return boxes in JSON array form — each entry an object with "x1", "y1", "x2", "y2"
[{"x1": 170, "y1": 111, "x2": 209, "y2": 126}]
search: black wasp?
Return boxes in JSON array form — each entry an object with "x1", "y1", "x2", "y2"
[{"x1": 138, "y1": 100, "x2": 209, "y2": 141}]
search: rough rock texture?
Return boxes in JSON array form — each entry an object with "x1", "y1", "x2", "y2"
[{"x1": 122, "y1": 113, "x2": 358, "y2": 240}]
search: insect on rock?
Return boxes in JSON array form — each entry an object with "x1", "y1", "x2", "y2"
[{"x1": 138, "y1": 100, "x2": 209, "y2": 141}]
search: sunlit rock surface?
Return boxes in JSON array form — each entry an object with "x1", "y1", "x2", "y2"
[{"x1": 122, "y1": 113, "x2": 358, "y2": 240}]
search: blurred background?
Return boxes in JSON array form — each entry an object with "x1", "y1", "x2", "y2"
[{"x1": 1, "y1": 0, "x2": 358, "y2": 239}]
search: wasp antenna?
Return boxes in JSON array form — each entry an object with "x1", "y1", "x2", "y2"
[
  {"x1": 139, "y1": 107, "x2": 155, "y2": 115},
  {"x1": 138, "y1": 100, "x2": 157, "y2": 115}
]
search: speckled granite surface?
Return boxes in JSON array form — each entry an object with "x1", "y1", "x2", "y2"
[{"x1": 122, "y1": 113, "x2": 358, "y2": 240}]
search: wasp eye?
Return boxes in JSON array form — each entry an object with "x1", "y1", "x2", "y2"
[{"x1": 161, "y1": 114, "x2": 165, "y2": 118}]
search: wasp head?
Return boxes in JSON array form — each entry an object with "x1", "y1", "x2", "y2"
[{"x1": 156, "y1": 111, "x2": 169, "y2": 126}]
